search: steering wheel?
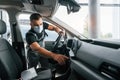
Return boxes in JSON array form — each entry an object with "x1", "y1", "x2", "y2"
[
  {"x1": 50, "y1": 31, "x2": 70, "y2": 66},
  {"x1": 52, "y1": 32, "x2": 63, "y2": 52}
]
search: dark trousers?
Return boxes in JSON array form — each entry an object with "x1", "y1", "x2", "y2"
[{"x1": 27, "y1": 50, "x2": 49, "y2": 69}]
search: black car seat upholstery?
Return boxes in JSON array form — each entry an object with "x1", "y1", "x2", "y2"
[{"x1": 0, "y1": 20, "x2": 52, "y2": 80}]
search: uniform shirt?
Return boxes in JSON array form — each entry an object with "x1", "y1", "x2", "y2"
[{"x1": 26, "y1": 22, "x2": 49, "y2": 46}]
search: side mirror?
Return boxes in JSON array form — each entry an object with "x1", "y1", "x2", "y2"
[{"x1": 59, "y1": 0, "x2": 81, "y2": 14}]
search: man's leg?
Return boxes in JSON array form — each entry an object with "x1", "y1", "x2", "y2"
[
  {"x1": 27, "y1": 51, "x2": 39, "y2": 69},
  {"x1": 38, "y1": 56, "x2": 50, "y2": 68},
  {"x1": 37, "y1": 41, "x2": 50, "y2": 68}
]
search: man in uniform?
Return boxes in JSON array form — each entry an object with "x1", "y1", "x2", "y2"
[{"x1": 26, "y1": 13, "x2": 68, "y2": 68}]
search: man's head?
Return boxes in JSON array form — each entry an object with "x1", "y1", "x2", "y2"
[
  {"x1": 30, "y1": 13, "x2": 43, "y2": 33},
  {"x1": 30, "y1": 13, "x2": 43, "y2": 27}
]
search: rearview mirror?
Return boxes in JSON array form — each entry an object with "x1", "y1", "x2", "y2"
[{"x1": 59, "y1": 0, "x2": 81, "y2": 14}]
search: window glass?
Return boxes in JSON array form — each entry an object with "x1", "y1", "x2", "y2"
[
  {"x1": 54, "y1": 0, "x2": 120, "y2": 39},
  {"x1": 0, "y1": 10, "x2": 11, "y2": 43},
  {"x1": 78, "y1": 0, "x2": 88, "y2": 3},
  {"x1": 100, "y1": 7, "x2": 113, "y2": 39},
  {"x1": 54, "y1": 5, "x2": 89, "y2": 37},
  {"x1": 18, "y1": 14, "x2": 31, "y2": 41},
  {"x1": 100, "y1": 0, "x2": 119, "y2": 4},
  {"x1": 100, "y1": 0, "x2": 120, "y2": 39}
]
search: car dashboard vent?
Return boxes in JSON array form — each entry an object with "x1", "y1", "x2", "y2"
[{"x1": 100, "y1": 62, "x2": 120, "y2": 80}]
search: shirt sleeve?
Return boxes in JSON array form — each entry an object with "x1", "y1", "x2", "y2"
[
  {"x1": 43, "y1": 22, "x2": 49, "y2": 29},
  {"x1": 26, "y1": 33, "x2": 37, "y2": 45}
]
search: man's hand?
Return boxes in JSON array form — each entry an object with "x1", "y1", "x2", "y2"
[
  {"x1": 48, "y1": 24, "x2": 65, "y2": 36},
  {"x1": 52, "y1": 54, "x2": 69, "y2": 65},
  {"x1": 30, "y1": 42, "x2": 69, "y2": 65},
  {"x1": 59, "y1": 30, "x2": 65, "y2": 36}
]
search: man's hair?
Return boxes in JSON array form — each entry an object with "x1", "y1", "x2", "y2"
[{"x1": 30, "y1": 13, "x2": 42, "y2": 21}]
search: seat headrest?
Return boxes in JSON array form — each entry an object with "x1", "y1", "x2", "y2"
[{"x1": 0, "y1": 20, "x2": 7, "y2": 34}]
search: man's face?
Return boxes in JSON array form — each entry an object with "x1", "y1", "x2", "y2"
[{"x1": 30, "y1": 18, "x2": 43, "y2": 27}]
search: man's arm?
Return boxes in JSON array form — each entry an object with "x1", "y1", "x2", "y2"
[
  {"x1": 47, "y1": 24, "x2": 63, "y2": 33},
  {"x1": 30, "y1": 42, "x2": 68, "y2": 65}
]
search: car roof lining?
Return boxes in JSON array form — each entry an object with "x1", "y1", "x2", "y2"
[{"x1": 0, "y1": 0, "x2": 59, "y2": 17}]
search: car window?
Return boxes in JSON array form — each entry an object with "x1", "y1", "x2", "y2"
[
  {"x1": 0, "y1": 10, "x2": 11, "y2": 44},
  {"x1": 54, "y1": 0, "x2": 120, "y2": 39},
  {"x1": 54, "y1": 1, "x2": 88, "y2": 38},
  {"x1": 18, "y1": 13, "x2": 58, "y2": 42}
]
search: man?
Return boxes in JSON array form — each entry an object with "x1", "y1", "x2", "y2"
[{"x1": 26, "y1": 13, "x2": 68, "y2": 68}]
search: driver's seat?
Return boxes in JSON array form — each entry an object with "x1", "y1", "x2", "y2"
[{"x1": 0, "y1": 20, "x2": 52, "y2": 80}]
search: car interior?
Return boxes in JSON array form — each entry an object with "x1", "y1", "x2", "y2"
[{"x1": 0, "y1": 0, "x2": 120, "y2": 80}]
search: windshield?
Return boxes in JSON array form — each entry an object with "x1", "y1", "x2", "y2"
[
  {"x1": 54, "y1": 5, "x2": 88, "y2": 37},
  {"x1": 54, "y1": 0, "x2": 120, "y2": 39}
]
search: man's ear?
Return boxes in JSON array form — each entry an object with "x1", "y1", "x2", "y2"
[{"x1": 30, "y1": 22, "x2": 33, "y2": 27}]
